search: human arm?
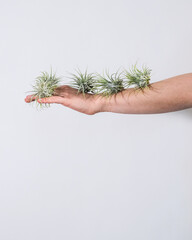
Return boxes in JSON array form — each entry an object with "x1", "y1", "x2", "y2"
[
  {"x1": 101, "y1": 72, "x2": 192, "y2": 114},
  {"x1": 25, "y1": 73, "x2": 192, "y2": 115}
]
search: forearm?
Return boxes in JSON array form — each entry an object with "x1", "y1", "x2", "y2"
[{"x1": 99, "y1": 73, "x2": 192, "y2": 114}]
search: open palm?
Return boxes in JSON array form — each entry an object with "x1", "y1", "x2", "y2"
[{"x1": 25, "y1": 85, "x2": 105, "y2": 115}]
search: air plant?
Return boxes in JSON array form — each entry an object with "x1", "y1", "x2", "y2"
[
  {"x1": 27, "y1": 63, "x2": 152, "y2": 110},
  {"x1": 124, "y1": 63, "x2": 152, "y2": 90},
  {"x1": 68, "y1": 68, "x2": 96, "y2": 95},
  {"x1": 29, "y1": 68, "x2": 61, "y2": 108},
  {"x1": 93, "y1": 69, "x2": 125, "y2": 97}
]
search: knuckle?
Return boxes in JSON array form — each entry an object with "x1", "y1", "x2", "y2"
[{"x1": 63, "y1": 85, "x2": 71, "y2": 91}]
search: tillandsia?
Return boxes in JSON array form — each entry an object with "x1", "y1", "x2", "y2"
[
  {"x1": 68, "y1": 68, "x2": 96, "y2": 95},
  {"x1": 93, "y1": 70, "x2": 125, "y2": 97},
  {"x1": 27, "y1": 63, "x2": 152, "y2": 110},
  {"x1": 124, "y1": 63, "x2": 152, "y2": 90},
  {"x1": 30, "y1": 69, "x2": 61, "y2": 108}
]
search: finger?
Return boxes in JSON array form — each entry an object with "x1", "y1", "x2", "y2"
[
  {"x1": 37, "y1": 96, "x2": 65, "y2": 104},
  {"x1": 52, "y1": 87, "x2": 63, "y2": 96},
  {"x1": 53, "y1": 85, "x2": 77, "y2": 96},
  {"x1": 25, "y1": 95, "x2": 37, "y2": 103}
]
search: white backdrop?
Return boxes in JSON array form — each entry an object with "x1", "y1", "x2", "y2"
[{"x1": 0, "y1": 0, "x2": 192, "y2": 239}]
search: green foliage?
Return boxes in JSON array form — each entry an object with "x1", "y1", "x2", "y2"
[
  {"x1": 27, "y1": 63, "x2": 152, "y2": 110},
  {"x1": 124, "y1": 63, "x2": 152, "y2": 89},
  {"x1": 68, "y1": 68, "x2": 96, "y2": 95},
  {"x1": 30, "y1": 69, "x2": 61, "y2": 108},
  {"x1": 93, "y1": 70, "x2": 125, "y2": 97}
]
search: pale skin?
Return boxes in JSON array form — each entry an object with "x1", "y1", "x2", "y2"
[{"x1": 25, "y1": 73, "x2": 192, "y2": 115}]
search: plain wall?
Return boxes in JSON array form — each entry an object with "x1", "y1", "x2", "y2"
[{"x1": 0, "y1": 0, "x2": 192, "y2": 239}]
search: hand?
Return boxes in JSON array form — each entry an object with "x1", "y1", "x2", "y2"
[{"x1": 25, "y1": 85, "x2": 106, "y2": 115}]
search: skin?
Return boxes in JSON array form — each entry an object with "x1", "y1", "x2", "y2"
[{"x1": 25, "y1": 73, "x2": 192, "y2": 115}]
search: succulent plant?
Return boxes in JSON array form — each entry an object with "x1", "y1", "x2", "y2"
[
  {"x1": 124, "y1": 63, "x2": 152, "y2": 89},
  {"x1": 93, "y1": 70, "x2": 125, "y2": 97},
  {"x1": 68, "y1": 68, "x2": 96, "y2": 95},
  {"x1": 30, "y1": 69, "x2": 61, "y2": 108}
]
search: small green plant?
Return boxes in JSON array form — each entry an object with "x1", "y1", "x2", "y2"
[
  {"x1": 29, "y1": 69, "x2": 61, "y2": 108},
  {"x1": 93, "y1": 70, "x2": 125, "y2": 97},
  {"x1": 124, "y1": 63, "x2": 152, "y2": 89},
  {"x1": 27, "y1": 63, "x2": 152, "y2": 109},
  {"x1": 68, "y1": 68, "x2": 96, "y2": 95}
]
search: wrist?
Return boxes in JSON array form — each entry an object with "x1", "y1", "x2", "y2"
[
  {"x1": 93, "y1": 89, "x2": 135, "y2": 114},
  {"x1": 93, "y1": 94, "x2": 114, "y2": 113}
]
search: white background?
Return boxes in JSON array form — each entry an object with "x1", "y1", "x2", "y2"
[{"x1": 0, "y1": 0, "x2": 192, "y2": 239}]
